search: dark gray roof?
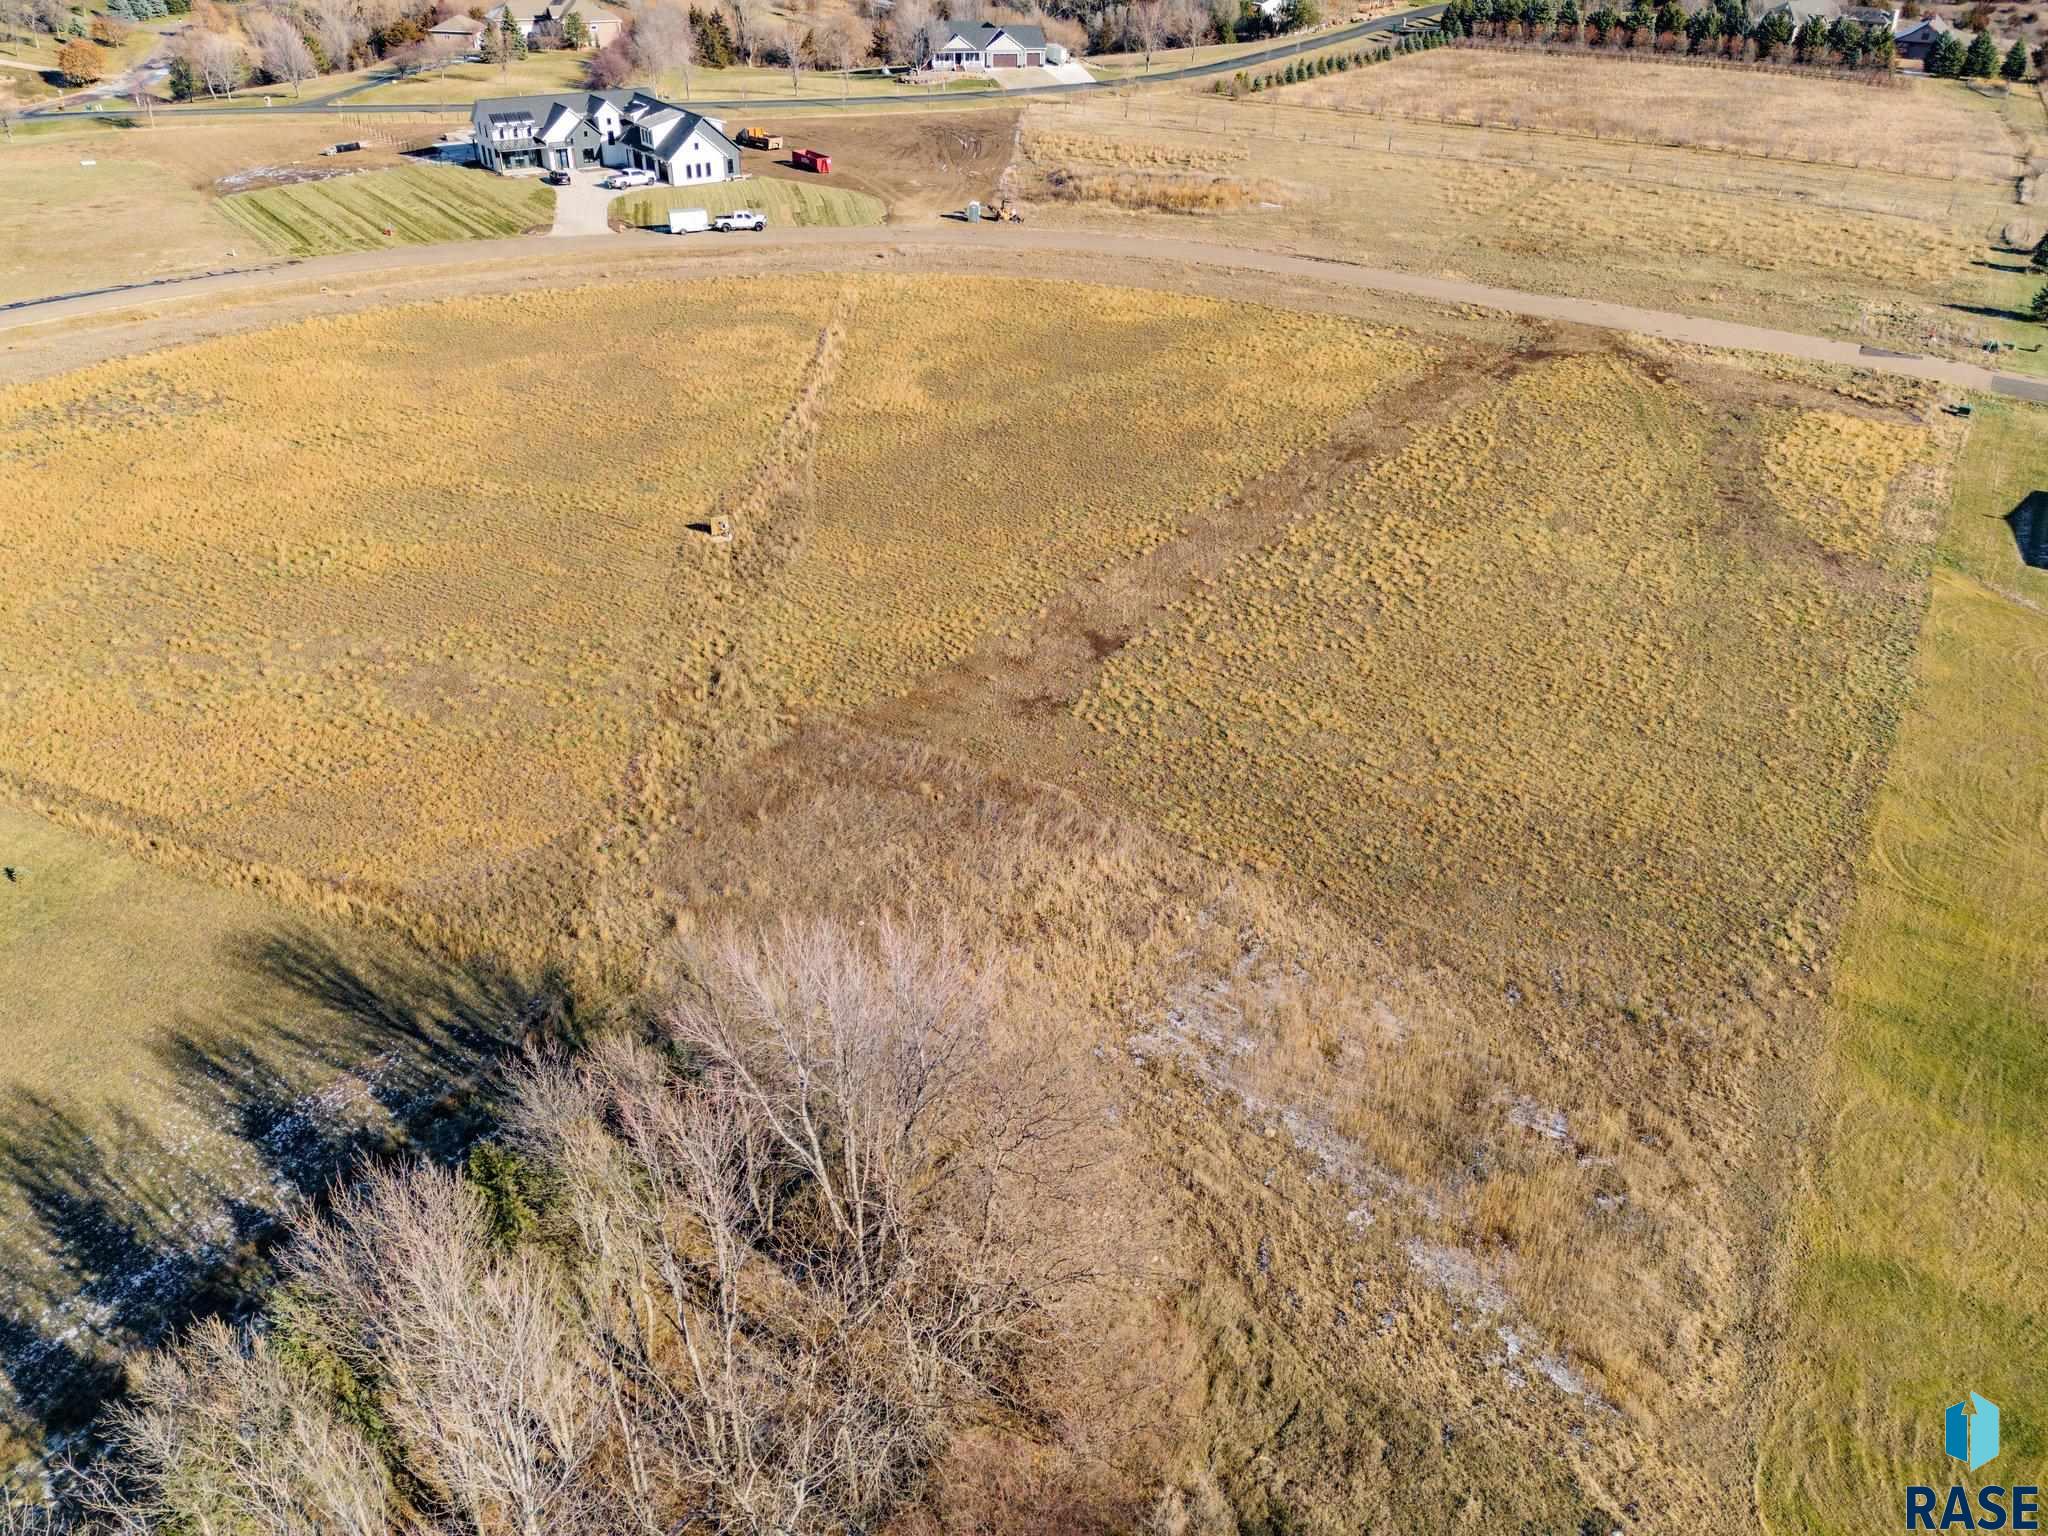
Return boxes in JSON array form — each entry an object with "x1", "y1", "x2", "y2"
[
  {"x1": 470, "y1": 89, "x2": 738, "y2": 159},
  {"x1": 953, "y1": 21, "x2": 1047, "y2": 48}
]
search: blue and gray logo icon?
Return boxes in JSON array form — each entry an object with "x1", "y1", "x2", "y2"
[{"x1": 1947, "y1": 1393, "x2": 2001, "y2": 1473}]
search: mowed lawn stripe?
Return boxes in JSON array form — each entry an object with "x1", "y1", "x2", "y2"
[
  {"x1": 1761, "y1": 399, "x2": 2048, "y2": 1533},
  {"x1": 611, "y1": 177, "x2": 885, "y2": 231},
  {"x1": 218, "y1": 165, "x2": 555, "y2": 258}
]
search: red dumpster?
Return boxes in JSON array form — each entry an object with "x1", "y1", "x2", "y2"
[{"x1": 791, "y1": 148, "x2": 831, "y2": 174}]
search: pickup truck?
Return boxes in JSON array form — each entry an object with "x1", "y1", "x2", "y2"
[{"x1": 713, "y1": 209, "x2": 767, "y2": 233}]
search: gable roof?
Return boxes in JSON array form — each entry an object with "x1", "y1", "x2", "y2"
[
  {"x1": 1892, "y1": 13, "x2": 1948, "y2": 38},
  {"x1": 429, "y1": 14, "x2": 484, "y2": 34},
  {"x1": 944, "y1": 21, "x2": 1048, "y2": 49},
  {"x1": 470, "y1": 89, "x2": 739, "y2": 162}
]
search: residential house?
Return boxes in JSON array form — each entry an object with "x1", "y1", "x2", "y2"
[
  {"x1": 485, "y1": 0, "x2": 622, "y2": 48},
  {"x1": 927, "y1": 22, "x2": 1049, "y2": 68},
  {"x1": 1892, "y1": 13, "x2": 1954, "y2": 59},
  {"x1": 471, "y1": 89, "x2": 741, "y2": 181},
  {"x1": 1747, "y1": 0, "x2": 1896, "y2": 31},
  {"x1": 427, "y1": 14, "x2": 488, "y2": 56}
]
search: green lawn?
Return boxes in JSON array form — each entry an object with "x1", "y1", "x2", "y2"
[
  {"x1": 340, "y1": 51, "x2": 591, "y2": 104},
  {"x1": 1760, "y1": 399, "x2": 2048, "y2": 1531},
  {"x1": 216, "y1": 164, "x2": 553, "y2": 257},
  {"x1": 610, "y1": 175, "x2": 884, "y2": 230}
]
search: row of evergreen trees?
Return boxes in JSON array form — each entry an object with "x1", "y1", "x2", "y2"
[
  {"x1": 1217, "y1": 27, "x2": 1445, "y2": 92},
  {"x1": 1439, "y1": 0, "x2": 1905, "y2": 66},
  {"x1": 1922, "y1": 25, "x2": 2027, "y2": 80},
  {"x1": 103, "y1": 0, "x2": 189, "y2": 21},
  {"x1": 1441, "y1": 0, "x2": 2030, "y2": 76}
]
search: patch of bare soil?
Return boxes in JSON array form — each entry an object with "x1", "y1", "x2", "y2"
[
  {"x1": 735, "y1": 107, "x2": 1022, "y2": 219},
  {"x1": 212, "y1": 163, "x2": 365, "y2": 194}
]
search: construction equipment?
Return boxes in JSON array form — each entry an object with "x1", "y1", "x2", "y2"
[{"x1": 735, "y1": 127, "x2": 783, "y2": 150}]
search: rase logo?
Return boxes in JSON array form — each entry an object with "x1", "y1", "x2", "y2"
[{"x1": 1907, "y1": 1394, "x2": 2039, "y2": 1531}]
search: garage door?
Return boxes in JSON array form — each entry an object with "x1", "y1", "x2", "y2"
[
  {"x1": 991, "y1": 50, "x2": 1019, "y2": 65},
  {"x1": 1025, "y1": 49, "x2": 1043, "y2": 64}
]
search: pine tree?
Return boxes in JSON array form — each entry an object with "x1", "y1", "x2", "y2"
[
  {"x1": 1963, "y1": 28, "x2": 1998, "y2": 76},
  {"x1": 2031, "y1": 283, "x2": 2048, "y2": 323},
  {"x1": 1557, "y1": 0, "x2": 1580, "y2": 40},
  {"x1": 2003, "y1": 36, "x2": 2028, "y2": 78},
  {"x1": 1926, "y1": 28, "x2": 1965, "y2": 75}
]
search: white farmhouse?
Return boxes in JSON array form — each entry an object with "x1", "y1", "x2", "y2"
[{"x1": 471, "y1": 89, "x2": 741, "y2": 183}]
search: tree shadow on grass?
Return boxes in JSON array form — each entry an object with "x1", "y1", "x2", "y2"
[
  {"x1": 2006, "y1": 491, "x2": 2048, "y2": 570},
  {"x1": 0, "y1": 924, "x2": 568, "y2": 1461},
  {"x1": 1947, "y1": 301, "x2": 2037, "y2": 325}
]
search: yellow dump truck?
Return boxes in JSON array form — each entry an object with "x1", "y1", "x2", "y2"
[{"x1": 735, "y1": 127, "x2": 783, "y2": 150}]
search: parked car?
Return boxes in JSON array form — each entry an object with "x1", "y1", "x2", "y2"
[
  {"x1": 542, "y1": 169, "x2": 571, "y2": 186},
  {"x1": 604, "y1": 168, "x2": 657, "y2": 189},
  {"x1": 713, "y1": 209, "x2": 766, "y2": 233}
]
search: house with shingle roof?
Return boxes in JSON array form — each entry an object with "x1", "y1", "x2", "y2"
[
  {"x1": 471, "y1": 89, "x2": 740, "y2": 181},
  {"x1": 928, "y1": 21, "x2": 1049, "y2": 68}
]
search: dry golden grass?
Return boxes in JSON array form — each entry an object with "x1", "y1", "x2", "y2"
[
  {"x1": 1022, "y1": 93, "x2": 2019, "y2": 356},
  {"x1": 0, "y1": 277, "x2": 1418, "y2": 942},
  {"x1": 1073, "y1": 350, "x2": 1930, "y2": 994},
  {"x1": 1023, "y1": 126, "x2": 1247, "y2": 171},
  {"x1": 0, "y1": 280, "x2": 833, "y2": 909},
  {"x1": 1042, "y1": 166, "x2": 1289, "y2": 214},
  {"x1": 1273, "y1": 48, "x2": 2018, "y2": 182}
]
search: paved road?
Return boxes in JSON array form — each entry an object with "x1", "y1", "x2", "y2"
[
  {"x1": 5, "y1": 223, "x2": 2045, "y2": 403},
  {"x1": 18, "y1": 8, "x2": 1444, "y2": 121}
]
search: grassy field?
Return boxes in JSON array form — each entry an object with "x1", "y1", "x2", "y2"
[
  {"x1": 0, "y1": 278, "x2": 1411, "y2": 940},
  {"x1": 611, "y1": 175, "x2": 885, "y2": 229},
  {"x1": 0, "y1": 802, "x2": 525, "y2": 1462},
  {"x1": 0, "y1": 272, "x2": 1997, "y2": 1522},
  {"x1": 215, "y1": 164, "x2": 552, "y2": 256},
  {"x1": 0, "y1": 119, "x2": 445, "y2": 302},
  {"x1": 1760, "y1": 399, "x2": 2048, "y2": 1532},
  {"x1": 1266, "y1": 48, "x2": 2016, "y2": 179},
  {"x1": 1021, "y1": 79, "x2": 2032, "y2": 362}
]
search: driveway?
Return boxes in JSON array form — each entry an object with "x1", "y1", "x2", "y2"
[{"x1": 549, "y1": 168, "x2": 620, "y2": 237}]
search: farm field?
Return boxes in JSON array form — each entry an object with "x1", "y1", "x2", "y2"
[
  {"x1": 1760, "y1": 399, "x2": 2048, "y2": 1533},
  {"x1": 0, "y1": 277, "x2": 1418, "y2": 953},
  {"x1": 1268, "y1": 49, "x2": 2017, "y2": 179},
  {"x1": 215, "y1": 163, "x2": 553, "y2": 256},
  {"x1": 1019, "y1": 59, "x2": 2038, "y2": 362},
  {"x1": 0, "y1": 267, "x2": 2001, "y2": 1526},
  {"x1": 610, "y1": 175, "x2": 885, "y2": 230},
  {"x1": 0, "y1": 119, "x2": 429, "y2": 303}
]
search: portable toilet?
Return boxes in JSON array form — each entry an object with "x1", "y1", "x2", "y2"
[{"x1": 965, "y1": 199, "x2": 982, "y2": 222}]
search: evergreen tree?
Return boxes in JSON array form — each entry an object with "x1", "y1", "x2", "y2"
[
  {"x1": 2003, "y1": 37, "x2": 2028, "y2": 78},
  {"x1": 561, "y1": 10, "x2": 586, "y2": 46},
  {"x1": 1685, "y1": 7, "x2": 1716, "y2": 51},
  {"x1": 1525, "y1": 0, "x2": 1554, "y2": 37},
  {"x1": 1963, "y1": 27, "x2": 1998, "y2": 75},
  {"x1": 2029, "y1": 232, "x2": 2048, "y2": 271},
  {"x1": 1588, "y1": 5, "x2": 1619, "y2": 43},
  {"x1": 1753, "y1": 6, "x2": 1792, "y2": 56},
  {"x1": 1828, "y1": 16, "x2": 1864, "y2": 63},
  {"x1": 2031, "y1": 283, "x2": 2048, "y2": 323},
  {"x1": 1654, "y1": 0, "x2": 1682, "y2": 45},
  {"x1": 1556, "y1": 0, "x2": 1580, "y2": 39},
  {"x1": 1926, "y1": 28, "x2": 1965, "y2": 75},
  {"x1": 1623, "y1": 0, "x2": 1652, "y2": 45}
]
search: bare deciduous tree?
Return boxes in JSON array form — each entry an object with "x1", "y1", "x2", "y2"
[
  {"x1": 632, "y1": 0, "x2": 692, "y2": 91},
  {"x1": 247, "y1": 9, "x2": 319, "y2": 94},
  {"x1": 75, "y1": 1319, "x2": 389, "y2": 1536},
  {"x1": 284, "y1": 1165, "x2": 600, "y2": 1536}
]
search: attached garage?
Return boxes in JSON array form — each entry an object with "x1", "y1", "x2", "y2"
[{"x1": 991, "y1": 49, "x2": 1020, "y2": 65}]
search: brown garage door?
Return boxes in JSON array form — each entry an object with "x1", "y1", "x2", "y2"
[
  {"x1": 1025, "y1": 49, "x2": 1043, "y2": 64},
  {"x1": 991, "y1": 50, "x2": 1019, "y2": 65}
]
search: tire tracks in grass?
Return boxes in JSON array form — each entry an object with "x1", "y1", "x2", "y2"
[{"x1": 559, "y1": 282, "x2": 863, "y2": 971}]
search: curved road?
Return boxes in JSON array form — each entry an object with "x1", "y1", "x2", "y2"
[
  {"x1": 19, "y1": 7, "x2": 1444, "y2": 120},
  {"x1": 5, "y1": 223, "x2": 2046, "y2": 402}
]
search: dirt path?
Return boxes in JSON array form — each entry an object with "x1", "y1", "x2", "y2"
[{"x1": 4, "y1": 224, "x2": 2044, "y2": 399}]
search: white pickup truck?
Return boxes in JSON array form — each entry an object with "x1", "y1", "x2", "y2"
[{"x1": 713, "y1": 209, "x2": 767, "y2": 233}]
